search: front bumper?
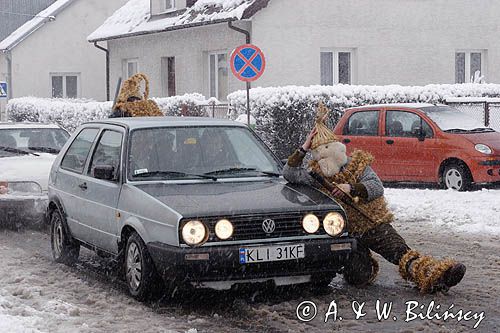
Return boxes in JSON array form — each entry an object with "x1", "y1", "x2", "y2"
[
  {"x1": 0, "y1": 195, "x2": 48, "y2": 227},
  {"x1": 148, "y1": 237, "x2": 356, "y2": 286},
  {"x1": 469, "y1": 156, "x2": 500, "y2": 183}
]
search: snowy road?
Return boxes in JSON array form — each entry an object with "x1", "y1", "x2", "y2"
[{"x1": 0, "y1": 188, "x2": 499, "y2": 333}]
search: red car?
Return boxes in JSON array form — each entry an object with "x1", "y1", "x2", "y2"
[{"x1": 333, "y1": 103, "x2": 500, "y2": 191}]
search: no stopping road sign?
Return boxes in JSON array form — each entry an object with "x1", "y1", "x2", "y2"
[{"x1": 230, "y1": 44, "x2": 266, "y2": 82}]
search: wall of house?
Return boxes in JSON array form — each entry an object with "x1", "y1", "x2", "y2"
[
  {"x1": 108, "y1": 22, "x2": 250, "y2": 100},
  {"x1": 9, "y1": 0, "x2": 127, "y2": 101},
  {"x1": 251, "y1": 0, "x2": 500, "y2": 86}
]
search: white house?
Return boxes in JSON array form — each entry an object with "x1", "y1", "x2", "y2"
[
  {"x1": 0, "y1": 0, "x2": 127, "y2": 120},
  {"x1": 89, "y1": 0, "x2": 499, "y2": 102}
]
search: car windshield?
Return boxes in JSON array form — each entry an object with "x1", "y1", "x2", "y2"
[
  {"x1": 420, "y1": 106, "x2": 494, "y2": 132},
  {"x1": 0, "y1": 127, "x2": 70, "y2": 157},
  {"x1": 128, "y1": 126, "x2": 281, "y2": 180}
]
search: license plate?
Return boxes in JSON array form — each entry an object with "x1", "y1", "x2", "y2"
[{"x1": 239, "y1": 244, "x2": 305, "y2": 264}]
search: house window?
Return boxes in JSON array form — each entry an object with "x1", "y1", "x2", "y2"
[
  {"x1": 320, "y1": 49, "x2": 355, "y2": 85},
  {"x1": 455, "y1": 50, "x2": 487, "y2": 83},
  {"x1": 209, "y1": 52, "x2": 228, "y2": 101},
  {"x1": 161, "y1": 57, "x2": 176, "y2": 97},
  {"x1": 50, "y1": 73, "x2": 79, "y2": 98},
  {"x1": 123, "y1": 59, "x2": 138, "y2": 78},
  {"x1": 164, "y1": 0, "x2": 176, "y2": 11}
]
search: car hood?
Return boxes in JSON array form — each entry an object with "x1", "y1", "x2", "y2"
[
  {"x1": 459, "y1": 131, "x2": 500, "y2": 154},
  {"x1": 0, "y1": 153, "x2": 56, "y2": 191},
  {"x1": 134, "y1": 179, "x2": 342, "y2": 218}
]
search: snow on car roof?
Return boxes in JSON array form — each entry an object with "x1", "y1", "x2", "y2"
[
  {"x1": 348, "y1": 103, "x2": 440, "y2": 110},
  {"x1": 0, "y1": 122, "x2": 62, "y2": 129},
  {"x1": 90, "y1": 116, "x2": 247, "y2": 129},
  {"x1": 87, "y1": 0, "x2": 270, "y2": 42}
]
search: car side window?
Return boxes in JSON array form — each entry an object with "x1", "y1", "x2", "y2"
[
  {"x1": 88, "y1": 130, "x2": 123, "y2": 181},
  {"x1": 60, "y1": 128, "x2": 99, "y2": 173},
  {"x1": 343, "y1": 111, "x2": 379, "y2": 136},
  {"x1": 386, "y1": 111, "x2": 433, "y2": 138}
]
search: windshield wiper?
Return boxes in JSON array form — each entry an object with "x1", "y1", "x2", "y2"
[
  {"x1": 28, "y1": 147, "x2": 60, "y2": 154},
  {"x1": 443, "y1": 128, "x2": 469, "y2": 133},
  {"x1": 204, "y1": 167, "x2": 280, "y2": 177},
  {"x1": 133, "y1": 170, "x2": 217, "y2": 181},
  {"x1": 469, "y1": 127, "x2": 495, "y2": 133},
  {"x1": 0, "y1": 146, "x2": 39, "y2": 156}
]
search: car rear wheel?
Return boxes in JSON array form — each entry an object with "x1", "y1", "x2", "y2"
[
  {"x1": 50, "y1": 209, "x2": 79, "y2": 265},
  {"x1": 443, "y1": 163, "x2": 471, "y2": 191},
  {"x1": 124, "y1": 232, "x2": 161, "y2": 301}
]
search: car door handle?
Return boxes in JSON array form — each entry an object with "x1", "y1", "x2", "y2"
[
  {"x1": 386, "y1": 139, "x2": 394, "y2": 145},
  {"x1": 78, "y1": 182, "x2": 88, "y2": 190},
  {"x1": 343, "y1": 138, "x2": 351, "y2": 144}
]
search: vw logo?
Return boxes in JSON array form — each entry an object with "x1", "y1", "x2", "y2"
[{"x1": 262, "y1": 219, "x2": 276, "y2": 234}]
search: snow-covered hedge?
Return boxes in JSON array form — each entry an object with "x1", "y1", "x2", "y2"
[
  {"x1": 7, "y1": 93, "x2": 209, "y2": 132},
  {"x1": 228, "y1": 83, "x2": 500, "y2": 159}
]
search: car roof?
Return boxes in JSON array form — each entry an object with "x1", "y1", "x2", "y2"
[
  {"x1": 347, "y1": 103, "x2": 443, "y2": 110},
  {"x1": 87, "y1": 116, "x2": 248, "y2": 130},
  {"x1": 0, "y1": 122, "x2": 62, "y2": 129}
]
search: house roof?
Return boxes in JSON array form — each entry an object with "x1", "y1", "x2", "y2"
[
  {"x1": 0, "y1": 0, "x2": 75, "y2": 52},
  {"x1": 87, "y1": 0, "x2": 270, "y2": 42}
]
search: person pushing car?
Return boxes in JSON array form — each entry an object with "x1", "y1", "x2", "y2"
[{"x1": 283, "y1": 102, "x2": 466, "y2": 293}]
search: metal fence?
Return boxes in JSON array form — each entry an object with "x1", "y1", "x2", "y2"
[
  {"x1": 445, "y1": 98, "x2": 500, "y2": 132},
  {"x1": 199, "y1": 104, "x2": 231, "y2": 119}
]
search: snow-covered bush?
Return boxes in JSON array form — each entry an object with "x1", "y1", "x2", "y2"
[
  {"x1": 7, "y1": 93, "x2": 209, "y2": 132},
  {"x1": 228, "y1": 83, "x2": 500, "y2": 159}
]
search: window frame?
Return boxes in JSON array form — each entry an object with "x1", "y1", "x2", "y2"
[
  {"x1": 384, "y1": 110, "x2": 434, "y2": 138},
  {"x1": 50, "y1": 72, "x2": 80, "y2": 98},
  {"x1": 455, "y1": 50, "x2": 487, "y2": 83},
  {"x1": 123, "y1": 58, "x2": 139, "y2": 79},
  {"x1": 87, "y1": 129, "x2": 125, "y2": 182},
  {"x1": 208, "y1": 51, "x2": 229, "y2": 101},
  {"x1": 320, "y1": 48, "x2": 356, "y2": 85},
  {"x1": 60, "y1": 127, "x2": 100, "y2": 175}
]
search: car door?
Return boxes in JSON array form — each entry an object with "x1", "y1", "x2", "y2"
[
  {"x1": 77, "y1": 127, "x2": 125, "y2": 253},
  {"x1": 379, "y1": 110, "x2": 437, "y2": 181},
  {"x1": 340, "y1": 110, "x2": 384, "y2": 175},
  {"x1": 55, "y1": 127, "x2": 100, "y2": 241}
]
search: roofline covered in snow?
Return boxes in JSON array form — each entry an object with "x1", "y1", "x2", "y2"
[
  {"x1": 0, "y1": 0, "x2": 76, "y2": 52},
  {"x1": 87, "y1": 0, "x2": 271, "y2": 43}
]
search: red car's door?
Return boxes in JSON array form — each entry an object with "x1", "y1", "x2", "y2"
[
  {"x1": 337, "y1": 110, "x2": 385, "y2": 175},
  {"x1": 378, "y1": 110, "x2": 438, "y2": 181}
]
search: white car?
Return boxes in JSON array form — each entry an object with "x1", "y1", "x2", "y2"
[{"x1": 0, "y1": 122, "x2": 70, "y2": 228}]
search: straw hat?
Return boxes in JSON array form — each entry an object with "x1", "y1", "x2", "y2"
[{"x1": 310, "y1": 102, "x2": 339, "y2": 150}]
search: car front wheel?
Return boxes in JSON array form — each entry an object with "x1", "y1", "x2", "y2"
[
  {"x1": 50, "y1": 209, "x2": 79, "y2": 265},
  {"x1": 443, "y1": 163, "x2": 471, "y2": 191},
  {"x1": 125, "y1": 232, "x2": 161, "y2": 301}
]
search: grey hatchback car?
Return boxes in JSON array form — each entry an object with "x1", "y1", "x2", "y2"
[{"x1": 48, "y1": 117, "x2": 356, "y2": 300}]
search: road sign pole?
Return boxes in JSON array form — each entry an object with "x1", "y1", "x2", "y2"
[{"x1": 246, "y1": 82, "x2": 251, "y2": 126}]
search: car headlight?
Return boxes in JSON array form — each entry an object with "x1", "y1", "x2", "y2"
[
  {"x1": 323, "y1": 212, "x2": 345, "y2": 237},
  {"x1": 475, "y1": 144, "x2": 492, "y2": 155},
  {"x1": 215, "y1": 219, "x2": 234, "y2": 240},
  {"x1": 302, "y1": 214, "x2": 320, "y2": 234},
  {"x1": 0, "y1": 181, "x2": 42, "y2": 195},
  {"x1": 181, "y1": 220, "x2": 208, "y2": 246}
]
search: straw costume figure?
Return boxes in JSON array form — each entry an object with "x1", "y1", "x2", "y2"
[
  {"x1": 110, "y1": 73, "x2": 163, "y2": 118},
  {"x1": 283, "y1": 102, "x2": 466, "y2": 293}
]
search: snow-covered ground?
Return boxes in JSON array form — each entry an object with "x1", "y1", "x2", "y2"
[
  {"x1": 386, "y1": 187, "x2": 500, "y2": 234},
  {"x1": 0, "y1": 187, "x2": 499, "y2": 332}
]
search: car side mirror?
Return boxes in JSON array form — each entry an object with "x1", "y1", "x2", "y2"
[{"x1": 94, "y1": 165, "x2": 116, "y2": 181}]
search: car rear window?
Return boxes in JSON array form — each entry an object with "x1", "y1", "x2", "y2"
[{"x1": 343, "y1": 111, "x2": 379, "y2": 136}]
